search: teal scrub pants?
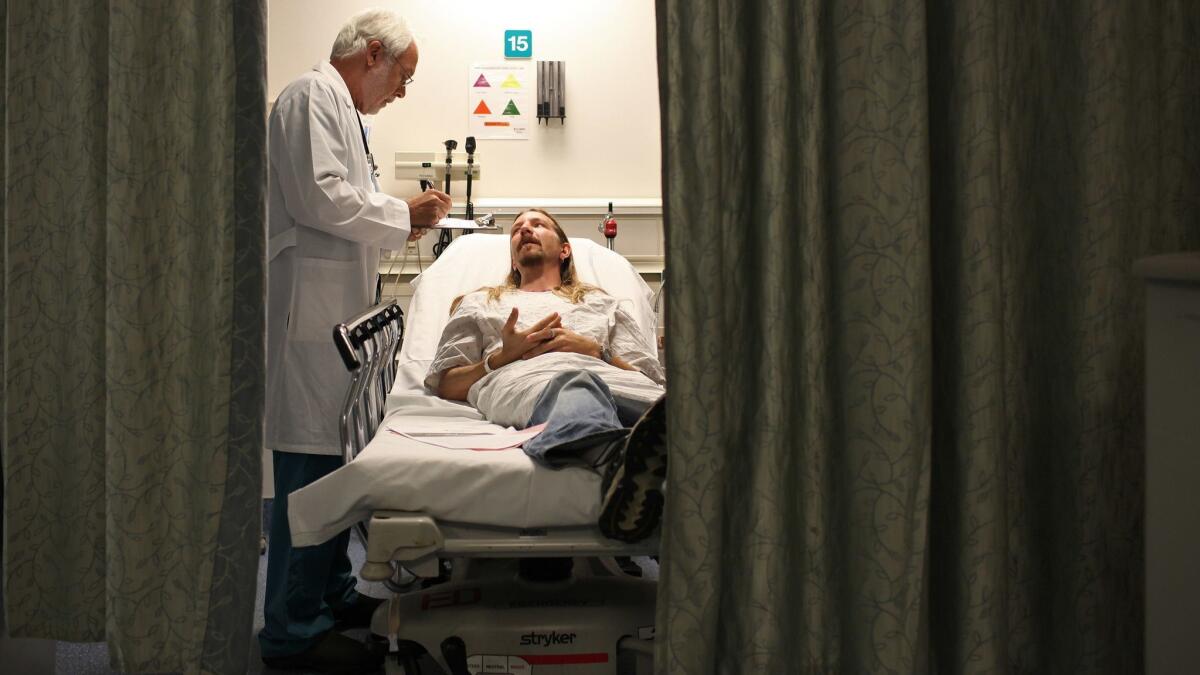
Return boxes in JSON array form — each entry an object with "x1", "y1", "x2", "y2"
[{"x1": 259, "y1": 451, "x2": 359, "y2": 657}]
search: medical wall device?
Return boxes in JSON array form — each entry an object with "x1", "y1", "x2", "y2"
[
  {"x1": 536, "y1": 60, "x2": 566, "y2": 123},
  {"x1": 598, "y1": 202, "x2": 618, "y2": 251},
  {"x1": 463, "y1": 136, "x2": 477, "y2": 221},
  {"x1": 433, "y1": 139, "x2": 459, "y2": 258},
  {"x1": 394, "y1": 152, "x2": 482, "y2": 183}
]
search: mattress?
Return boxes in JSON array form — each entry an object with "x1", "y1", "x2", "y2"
[{"x1": 286, "y1": 409, "x2": 602, "y2": 547}]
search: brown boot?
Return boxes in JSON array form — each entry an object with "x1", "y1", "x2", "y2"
[{"x1": 599, "y1": 395, "x2": 667, "y2": 542}]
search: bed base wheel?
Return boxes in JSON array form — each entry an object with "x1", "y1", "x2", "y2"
[
  {"x1": 390, "y1": 639, "x2": 435, "y2": 675},
  {"x1": 439, "y1": 636, "x2": 470, "y2": 675}
]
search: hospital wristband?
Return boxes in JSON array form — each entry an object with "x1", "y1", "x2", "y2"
[{"x1": 482, "y1": 349, "x2": 501, "y2": 374}]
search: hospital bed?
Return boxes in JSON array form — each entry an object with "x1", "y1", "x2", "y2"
[{"x1": 286, "y1": 234, "x2": 661, "y2": 674}]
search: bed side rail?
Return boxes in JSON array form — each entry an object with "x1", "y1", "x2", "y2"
[{"x1": 333, "y1": 301, "x2": 405, "y2": 465}]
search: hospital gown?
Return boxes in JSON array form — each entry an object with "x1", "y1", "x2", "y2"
[{"x1": 424, "y1": 288, "x2": 665, "y2": 429}]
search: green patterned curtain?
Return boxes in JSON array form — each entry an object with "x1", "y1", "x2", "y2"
[
  {"x1": 656, "y1": 0, "x2": 1200, "y2": 672},
  {"x1": 2, "y1": 1, "x2": 265, "y2": 673}
]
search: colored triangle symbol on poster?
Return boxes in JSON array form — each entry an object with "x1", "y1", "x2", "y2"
[
  {"x1": 473, "y1": 74, "x2": 490, "y2": 87},
  {"x1": 500, "y1": 74, "x2": 521, "y2": 88},
  {"x1": 473, "y1": 100, "x2": 492, "y2": 115},
  {"x1": 502, "y1": 100, "x2": 521, "y2": 116}
]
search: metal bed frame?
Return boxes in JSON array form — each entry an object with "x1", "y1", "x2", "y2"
[
  {"x1": 334, "y1": 300, "x2": 405, "y2": 461},
  {"x1": 333, "y1": 300, "x2": 405, "y2": 547}
]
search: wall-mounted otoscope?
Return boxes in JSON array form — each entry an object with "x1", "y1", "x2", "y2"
[
  {"x1": 464, "y1": 136, "x2": 476, "y2": 222},
  {"x1": 442, "y1": 139, "x2": 457, "y2": 194},
  {"x1": 434, "y1": 139, "x2": 458, "y2": 257}
]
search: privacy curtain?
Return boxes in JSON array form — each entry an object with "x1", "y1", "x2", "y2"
[
  {"x1": 1, "y1": 1, "x2": 265, "y2": 673},
  {"x1": 656, "y1": 1, "x2": 1200, "y2": 672}
]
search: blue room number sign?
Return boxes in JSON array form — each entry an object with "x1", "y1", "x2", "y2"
[{"x1": 504, "y1": 29, "x2": 532, "y2": 58}]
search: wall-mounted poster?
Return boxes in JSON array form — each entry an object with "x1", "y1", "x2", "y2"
[{"x1": 468, "y1": 62, "x2": 534, "y2": 140}]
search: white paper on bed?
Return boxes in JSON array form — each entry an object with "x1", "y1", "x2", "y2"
[
  {"x1": 287, "y1": 233, "x2": 656, "y2": 545},
  {"x1": 390, "y1": 422, "x2": 546, "y2": 450}
]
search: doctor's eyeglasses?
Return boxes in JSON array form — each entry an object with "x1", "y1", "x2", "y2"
[{"x1": 395, "y1": 64, "x2": 414, "y2": 88}]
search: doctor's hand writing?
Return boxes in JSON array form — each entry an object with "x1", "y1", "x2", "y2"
[
  {"x1": 407, "y1": 189, "x2": 453, "y2": 227},
  {"x1": 488, "y1": 308, "x2": 562, "y2": 369}
]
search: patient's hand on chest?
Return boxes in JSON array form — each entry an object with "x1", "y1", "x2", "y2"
[{"x1": 520, "y1": 323, "x2": 603, "y2": 361}]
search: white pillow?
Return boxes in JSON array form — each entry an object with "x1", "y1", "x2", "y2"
[{"x1": 388, "y1": 233, "x2": 656, "y2": 412}]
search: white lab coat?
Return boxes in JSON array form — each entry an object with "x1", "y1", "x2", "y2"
[{"x1": 266, "y1": 62, "x2": 411, "y2": 455}]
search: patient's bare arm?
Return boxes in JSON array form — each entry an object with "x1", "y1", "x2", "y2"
[{"x1": 436, "y1": 308, "x2": 562, "y2": 401}]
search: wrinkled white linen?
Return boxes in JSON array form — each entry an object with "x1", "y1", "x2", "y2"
[
  {"x1": 287, "y1": 412, "x2": 604, "y2": 545},
  {"x1": 424, "y1": 289, "x2": 665, "y2": 428}
]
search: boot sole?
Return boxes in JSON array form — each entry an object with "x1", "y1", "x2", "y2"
[{"x1": 599, "y1": 398, "x2": 667, "y2": 542}]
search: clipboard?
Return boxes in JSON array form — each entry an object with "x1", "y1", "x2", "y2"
[{"x1": 425, "y1": 213, "x2": 499, "y2": 230}]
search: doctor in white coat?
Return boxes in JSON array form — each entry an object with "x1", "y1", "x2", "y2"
[{"x1": 261, "y1": 9, "x2": 451, "y2": 673}]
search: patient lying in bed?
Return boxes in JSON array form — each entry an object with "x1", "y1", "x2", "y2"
[{"x1": 423, "y1": 208, "x2": 667, "y2": 542}]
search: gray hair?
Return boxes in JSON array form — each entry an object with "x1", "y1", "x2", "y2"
[{"x1": 330, "y1": 9, "x2": 413, "y2": 60}]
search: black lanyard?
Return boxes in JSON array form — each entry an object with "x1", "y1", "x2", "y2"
[
  {"x1": 356, "y1": 113, "x2": 379, "y2": 180},
  {"x1": 359, "y1": 112, "x2": 383, "y2": 304},
  {"x1": 355, "y1": 112, "x2": 371, "y2": 155}
]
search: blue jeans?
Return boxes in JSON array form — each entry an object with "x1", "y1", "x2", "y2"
[
  {"x1": 259, "y1": 451, "x2": 359, "y2": 657},
  {"x1": 521, "y1": 371, "x2": 650, "y2": 468}
]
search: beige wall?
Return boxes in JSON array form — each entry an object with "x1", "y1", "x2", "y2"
[{"x1": 268, "y1": 0, "x2": 665, "y2": 280}]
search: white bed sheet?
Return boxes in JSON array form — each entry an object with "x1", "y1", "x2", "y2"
[{"x1": 287, "y1": 408, "x2": 602, "y2": 547}]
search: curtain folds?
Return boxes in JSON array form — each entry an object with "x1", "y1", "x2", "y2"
[
  {"x1": 656, "y1": 0, "x2": 1200, "y2": 672},
  {"x1": 2, "y1": 1, "x2": 265, "y2": 673}
]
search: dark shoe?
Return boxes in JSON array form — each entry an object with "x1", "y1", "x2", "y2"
[
  {"x1": 519, "y1": 557, "x2": 575, "y2": 582},
  {"x1": 599, "y1": 396, "x2": 667, "y2": 542},
  {"x1": 614, "y1": 555, "x2": 643, "y2": 577},
  {"x1": 333, "y1": 592, "x2": 386, "y2": 630},
  {"x1": 261, "y1": 630, "x2": 384, "y2": 674}
]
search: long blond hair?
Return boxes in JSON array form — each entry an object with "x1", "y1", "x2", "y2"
[{"x1": 484, "y1": 208, "x2": 599, "y2": 304}]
